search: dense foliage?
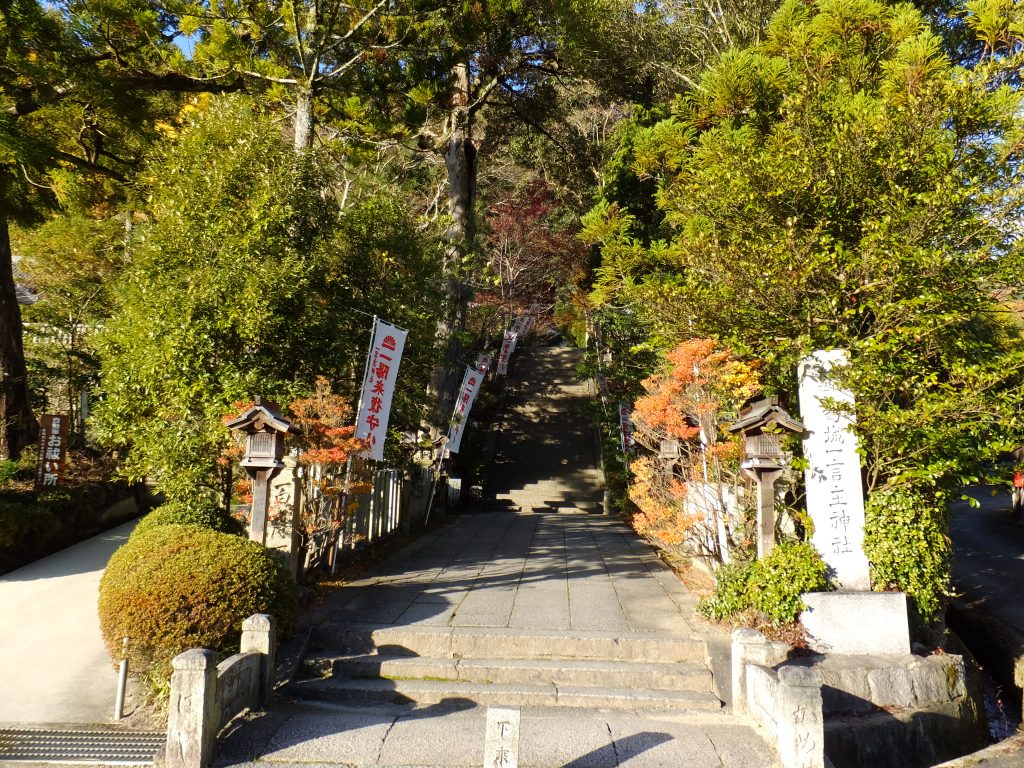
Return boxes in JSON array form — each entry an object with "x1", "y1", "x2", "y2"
[
  {"x1": 5, "y1": 0, "x2": 1024, "y2": 645},
  {"x1": 91, "y1": 98, "x2": 441, "y2": 503},
  {"x1": 588, "y1": 0, "x2": 1024, "y2": 625}
]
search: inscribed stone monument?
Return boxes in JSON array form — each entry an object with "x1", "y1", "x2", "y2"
[
  {"x1": 483, "y1": 706, "x2": 520, "y2": 768},
  {"x1": 798, "y1": 350, "x2": 870, "y2": 590}
]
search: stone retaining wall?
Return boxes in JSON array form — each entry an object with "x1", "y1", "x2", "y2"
[{"x1": 730, "y1": 629, "x2": 989, "y2": 768}]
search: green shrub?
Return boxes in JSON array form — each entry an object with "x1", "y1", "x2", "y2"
[
  {"x1": 863, "y1": 483, "x2": 951, "y2": 627},
  {"x1": 132, "y1": 498, "x2": 245, "y2": 539},
  {"x1": 98, "y1": 524, "x2": 297, "y2": 685},
  {"x1": 698, "y1": 542, "x2": 830, "y2": 625},
  {"x1": 0, "y1": 460, "x2": 19, "y2": 486},
  {"x1": 749, "y1": 542, "x2": 830, "y2": 624},
  {"x1": 697, "y1": 561, "x2": 756, "y2": 622},
  {"x1": 0, "y1": 493, "x2": 55, "y2": 556},
  {"x1": 0, "y1": 484, "x2": 136, "y2": 574}
]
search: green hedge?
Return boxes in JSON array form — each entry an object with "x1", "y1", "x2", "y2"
[
  {"x1": 698, "y1": 541, "x2": 830, "y2": 625},
  {"x1": 0, "y1": 484, "x2": 137, "y2": 575},
  {"x1": 98, "y1": 524, "x2": 297, "y2": 686},
  {"x1": 863, "y1": 483, "x2": 951, "y2": 628},
  {"x1": 132, "y1": 498, "x2": 245, "y2": 538}
]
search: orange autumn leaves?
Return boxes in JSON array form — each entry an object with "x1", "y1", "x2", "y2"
[
  {"x1": 288, "y1": 378, "x2": 366, "y2": 475},
  {"x1": 631, "y1": 339, "x2": 760, "y2": 444},
  {"x1": 628, "y1": 339, "x2": 759, "y2": 553}
]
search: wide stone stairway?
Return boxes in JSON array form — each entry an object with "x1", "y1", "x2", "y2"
[{"x1": 215, "y1": 345, "x2": 778, "y2": 767}]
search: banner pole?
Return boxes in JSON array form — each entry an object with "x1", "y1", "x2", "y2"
[
  {"x1": 333, "y1": 317, "x2": 378, "y2": 573},
  {"x1": 424, "y1": 439, "x2": 448, "y2": 527}
]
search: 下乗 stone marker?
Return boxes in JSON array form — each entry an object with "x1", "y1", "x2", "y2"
[{"x1": 483, "y1": 706, "x2": 520, "y2": 768}]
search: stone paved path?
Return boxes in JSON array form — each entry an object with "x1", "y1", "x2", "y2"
[{"x1": 216, "y1": 344, "x2": 778, "y2": 768}]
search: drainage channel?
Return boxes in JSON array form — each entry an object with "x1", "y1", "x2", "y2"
[{"x1": 0, "y1": 728, "x2": 164, "y2": 765}]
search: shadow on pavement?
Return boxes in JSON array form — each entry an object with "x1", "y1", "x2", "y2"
[{"x1": 562, "y1": 731, "x2": 673, "y2": 767}]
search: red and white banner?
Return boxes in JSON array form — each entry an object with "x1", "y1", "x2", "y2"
[
  {"x1": 475, "y1": 352, "x2": 493, "y2": 375},
  {"x1": 618, "y1": 402, "x2": 635, "y2": 456},
  {"x1": 447, "y1": 367, "x2": 485, "y2": 453},
  {"x1": 496, "y1": 330, "x2": 517, "y2": 376},
  {"x1": 512, "y1": 315, "x2": 531, "y2": 337},
  {"x1": 354, "y1": 319, "x2": 408, "y2": 461}
]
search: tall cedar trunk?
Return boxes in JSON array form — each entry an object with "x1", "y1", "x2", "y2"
[
  {"x1": 295, "y1": 87, "x2": 314, "y2": 151},
  {"x1": 429, "y1": 61, "x2": 476, "y2": 429},
  {"x1": 0, "y1": 205, "x2": 39, "y2": 459}
]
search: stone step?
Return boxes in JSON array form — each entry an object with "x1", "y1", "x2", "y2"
[
  {"x1": 312, "y1": 625, "x2": 708, "y2": 664},
  {"x1": 285, "y1": 677, "x2": 724, "y2": 711},
  {"x1": 306, "y1": 653, "x2": 714, "y2": 692},
  {"x1": 497, "y1": 503, "x2": 603, "y2": 513},
  {"x1": 491, "y1": 495, "x2": 602, "y2": 507}
]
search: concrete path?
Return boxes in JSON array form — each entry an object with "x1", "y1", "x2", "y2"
[
  {"x1": 305, "y1": 507, "x2": 702, "y2": 635},
  {"x1": 216, "y1": 345, "x2": 778, "y2": 767},
  {"x1": 0, "y1": 518, "x2": 136, "y2": 725}
]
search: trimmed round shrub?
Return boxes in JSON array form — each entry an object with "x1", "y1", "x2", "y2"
[
  {"x1": 132, "y1": 497, "x2": 245, "y2": 539},
  {"x1": 98, "y1": 524, "x2": 297, "y2": 684}
]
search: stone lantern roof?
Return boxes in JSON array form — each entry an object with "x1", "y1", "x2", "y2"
[{"x1": 728, "y1": 396, "x2": 805, "y2": 435}]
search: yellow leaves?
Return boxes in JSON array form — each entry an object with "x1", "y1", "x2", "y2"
[{"x1": 154, "y1": 120, "x2": 178, "y2": 139}]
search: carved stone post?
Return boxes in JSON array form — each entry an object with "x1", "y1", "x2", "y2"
[
  {"x1": 731, "y1": 627, "x2": 789, "y2": 716},
  {"x1": 240, "y1": 614, "x2": 276, "y2": 707},
  {"x1": 165, "y1": 649, "x2": 218, "y2": 768},
  {"x1": 777, "y1": 665, "x2": 824, "y2": 768}
]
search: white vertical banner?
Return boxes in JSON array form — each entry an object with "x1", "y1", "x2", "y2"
[
  {"x1": 798, "y1": 349, "x2": 870, "y2": 590},
  {"x1": 497, "y1": 330, "x2": 517, "y2": 376},
  {"x1": 475, "y1": 352, "x2": 493, "y2": 375},
  {"x1": 512, "y1": 315, "x2": 531, "y2": 337},
  {"x1": 354, "y1": 319, "x2": 408, "y2": 461},
  {"x1": 447, "y1": 367, "x2": 485, "y2": 453}
]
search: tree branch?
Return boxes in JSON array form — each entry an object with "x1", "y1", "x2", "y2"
[{"x1": 120, "y1": 70, "x2": 245, "y2": 93}]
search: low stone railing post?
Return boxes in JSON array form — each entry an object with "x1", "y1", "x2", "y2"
[
  {"x1": 240, "y1": 614, "x2": 276, "y2": 707},
  {"x1": 165, "y1": 649, "x2": 219, "y2": 768},
  {"x1": 163, "y1": 614, "x2": 277, "y2": 768},
  {"x1": 776, "y1": 665, "x2": 824, "y2": 768},
  {"x1": 732, "y1": 627, "x2": 788, "y2": 715},
  {"x1": 732, "y1": 627, "x2": 823, "y2": 768}
]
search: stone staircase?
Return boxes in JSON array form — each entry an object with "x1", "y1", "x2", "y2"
[
  {"x1": 284, "y1": 345, "x2": 724, "y2": 719},
  {"x1": 493, "y1": 476, "x2": 604, "y2": 514},
  {"x1": 286, "y1": 623, "x2": 722, "y2": 712}
]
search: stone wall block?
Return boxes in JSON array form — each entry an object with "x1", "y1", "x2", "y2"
[
  {"x1": 866, "y1": 665, "x2": 915, "y2": 708},
  {"x1": 912, "y1": 656, "x2": 965, "y2": 705}
]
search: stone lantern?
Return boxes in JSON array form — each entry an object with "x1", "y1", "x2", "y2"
[
  {"x1": 225, "y1": 397, "x2": 296, "y2": 545},
  {"x1": 728, "y1": 397, "x2": 805, "y2": 560}
]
